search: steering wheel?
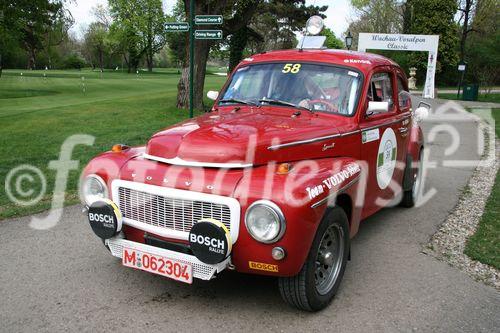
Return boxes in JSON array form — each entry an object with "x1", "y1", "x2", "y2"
[{"x1": 307, "y1": 99, "x2": 338, "y2": 112}]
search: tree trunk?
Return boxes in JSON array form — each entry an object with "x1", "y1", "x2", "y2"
[
  {"x1": 402, "y1": 0, "x2": 413, "y2": 34},
  {"x1": 176, "y1": 40, "x2": 211, "y2": 110},
  {"x1": 459, "y1": 0, "x2": 473, "y2": 61},
  {"x1": 147, "y1": 50, "x2": 153, "y2": 72},
  {"x1": 99, "y1": 49, "x2": 104, "y2": 71},
  {"x1": 229, "y1": 27, "x2": 249, "y2": 72},
  {"x1": 27, "y1": 48, "x2": 36, "y2": 70}
]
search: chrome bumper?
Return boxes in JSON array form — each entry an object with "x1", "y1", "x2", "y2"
[{"x1": 105, "y1": 237, "x2": 230, "y2": 281}]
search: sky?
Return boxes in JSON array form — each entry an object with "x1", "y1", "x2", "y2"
[{"x1": 67, "y1": 0, "x2": 354, "y2": 39}]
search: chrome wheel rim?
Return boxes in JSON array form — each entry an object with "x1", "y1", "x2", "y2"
[
  {"x1": 412, "y1": 155, "x2": 423, "y2": 202},
  {"x1": 315, "y1": 223, "x2": 344, "y2": 295}
]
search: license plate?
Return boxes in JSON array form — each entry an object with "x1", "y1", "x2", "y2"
[{"x1": 122, "y1": 247, "x2": 193, "y2": 284}]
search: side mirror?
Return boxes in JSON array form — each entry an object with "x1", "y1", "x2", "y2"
[
  {"x1": 207, "y1": 90, "x2": 219, "y2": 101},
  {"x1": 366, "y1": 101, "x2": 389, "y2": 116},
  {"x1": 414, "y1": 106, "x2": 429, "y2": 122}
]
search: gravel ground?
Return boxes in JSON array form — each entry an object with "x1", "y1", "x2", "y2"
[{"x1": 423, "y1": 124, "x2": 500, "y2": 290}]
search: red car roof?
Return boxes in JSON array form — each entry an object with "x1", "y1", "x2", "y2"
[{"x1": 242, "y1": 49, "x2": 398, "y2": 75}]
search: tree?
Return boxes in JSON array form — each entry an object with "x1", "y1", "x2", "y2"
[
  {"x1": 466, "y1": 0, "x2": 499, "y2": 88},
  {"x1": 227, "y1": 0, "x2": 261, "y2": 72},
  {"x1": 84, "y1": 22, "x2": 109, "y2": 71},
  {"x1": 321, "y1": 28, "x2": 344, "y2": 49},
  {"x1": 408, "y1": 0, "x2": 459, "y2": 77},
  {"x1": 468, "y1": 30, "x2": 499, "y2": 90},
  {"x1": 457, "y1": 0, "x2": 476, "y2": 61},
  {"x1": 14, "y1": 0, "x2": 68, "y2": 69},
  {"x1": 142, "y1": 0, "x2": 167, "y2": 71},
  {"x1": 350, "y1": 0, "x2": 404, "y2": 33},
  {"x1": 43, "y1": 6, "x2": 73, "y2": 69},
  {"x1": 165, "y1": 1, "x2": 187, "y2": 68},
  {"x1": 109, "y1": 0, "x2": 167, "y2": 72},
  {"x1": 249, "y1": 1, "x2": 328, "y2": 51},
  {"x1": 1, "y1": 0, "x2": 70, "y2": 71},
  {"x1": 0, "y1": 1, "x2": 22, "y2": 77}
]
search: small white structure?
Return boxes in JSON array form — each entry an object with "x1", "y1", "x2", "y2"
[
  {"x1": 408, "y1": 67, "x2": 417, "y2": 90},
  {"x1": 357, "y1": 33, "x2": 439, "y2": 98}
]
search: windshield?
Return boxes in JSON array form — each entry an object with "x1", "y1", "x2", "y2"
[{"x1": 220, "y1": 63, "x2": 361, "y2": 115}]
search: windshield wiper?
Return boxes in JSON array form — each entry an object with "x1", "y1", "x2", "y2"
[
  {"x1": 219, "y1": 98, "x2": 257, "y2": 106},
  {"x1": 258, "y1": 98, "x2": 312, "y2": 112}
]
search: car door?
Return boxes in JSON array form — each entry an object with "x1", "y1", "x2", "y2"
[
  {"x1": 359, "y1": 67, "x2": 403, "y2": 218},
  {"x1": 394, "y1": 70, "x2": 413, "y2": 188}
]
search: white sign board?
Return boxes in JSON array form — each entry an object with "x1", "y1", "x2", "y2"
[{"x1": 357, "y1": 33, "x2": 439, "y2": 99}]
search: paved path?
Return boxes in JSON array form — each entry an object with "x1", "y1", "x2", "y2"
[{"x1": 1, "y1": 99, "x2": 499, "y2": 332}]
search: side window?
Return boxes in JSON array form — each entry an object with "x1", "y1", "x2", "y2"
[
  {"x1": 368, "y1": 73, "x2": 394, "y2": 112},
  {"x1": 397, "y1": 77, "x2": 411, "y2": 110}
]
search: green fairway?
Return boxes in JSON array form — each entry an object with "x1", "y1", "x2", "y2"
[{"x1": 0, "y1": 69, "x2": 226, "y2": 219}]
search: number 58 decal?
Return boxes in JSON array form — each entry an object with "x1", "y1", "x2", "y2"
[{"x1": 282, "y1": 63, "x2": 301, "y2": 74}]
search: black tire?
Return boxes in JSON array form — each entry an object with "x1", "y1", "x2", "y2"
[
  {"x1": 278, "y1": 207, "x2": 350, "y2": 311},
  {"x1": 401, "y1": 149, "x2": 423, "y2": 208}
]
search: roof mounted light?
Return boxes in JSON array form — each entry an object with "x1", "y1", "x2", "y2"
[
  {"x1": 298, "y1": 16, "x2": 326, "y2": 50},
  {"x1": 306, "y1": 16, "x2": 324, "y2": 36}
]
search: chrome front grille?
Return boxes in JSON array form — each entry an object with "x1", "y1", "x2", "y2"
[{"x1": 117, "y1": 187, "x2": 232, "y2": 232}]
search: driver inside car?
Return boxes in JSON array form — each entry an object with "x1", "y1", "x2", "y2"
[{"x1": 271, "y1": 71, "x2": 335, "y2": 111}]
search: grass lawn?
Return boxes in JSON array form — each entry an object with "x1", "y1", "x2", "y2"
[
  {"x1": 464, "y1": 108, "x2": 500, "y2": 269},
  {"x1": 0, "y1": 68, "x2": 226, "y2": 220},
  {"x1": 438, "y1": 92, "x2": 500, "y2": 104}
]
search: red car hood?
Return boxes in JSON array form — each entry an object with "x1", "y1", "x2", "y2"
[{"x1": 145, "y1": 107, "x2": 341, "y2": 166}]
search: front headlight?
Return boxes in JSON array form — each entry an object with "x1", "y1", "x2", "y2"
[
  {"x1": 245, "y1": 200, "x2": 286, "y2": 243},
  {"x1": 82, "y1": 174, "x2": 108, "y2": 206}
]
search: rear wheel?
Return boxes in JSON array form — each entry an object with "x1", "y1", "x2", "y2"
[
  {"x1": 401, "y1": 149, "x2": 423, "y2": 208},
  {"x1": 278, "y1": 207, "x2": 349, "y2": 311}
]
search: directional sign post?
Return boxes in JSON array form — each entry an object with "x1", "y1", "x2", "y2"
[
  {"x1": 195, "y1": 15, "x2": 223, "y2": 25},
  {"x1": 194, "y1": 30, "x2": 223, "y2": 40},
  {"x1": 166, "y1": 1, "x2": 224, "y2": 118},
  {"x1": 165, "y1": 22, "x2": 189, "y2": 32},
  {"x1": 189, "y1": 0, "x2": 195, "y2": 118}
]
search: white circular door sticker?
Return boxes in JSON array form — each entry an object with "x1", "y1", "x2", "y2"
[{"x1": 377, "y1": 128, "x2": 397, "y2": 189}]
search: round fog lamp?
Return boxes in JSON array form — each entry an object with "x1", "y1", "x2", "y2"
[{"x1": 272, "y1": 247, "x2": 286, "y2": 261}]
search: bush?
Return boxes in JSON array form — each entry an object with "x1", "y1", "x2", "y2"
[{"x1": 62, "y1": 53, "x2": 87, "y2": 69}]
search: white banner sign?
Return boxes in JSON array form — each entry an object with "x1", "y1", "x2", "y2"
[{"x1": 357, "y1": 33, "x2": 439, "y2": 99}]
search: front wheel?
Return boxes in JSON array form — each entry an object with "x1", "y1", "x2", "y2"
[{"x1": 278, "y1": 207, "x2": 350, "y2": 311}]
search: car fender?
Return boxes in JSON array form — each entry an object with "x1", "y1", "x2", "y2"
[
  {"x1": 231, "y1": 157, "x2": 363, "y2": 277},
  {"x1": 82, "y1": 146, "x2": 145, "y2": 191}
]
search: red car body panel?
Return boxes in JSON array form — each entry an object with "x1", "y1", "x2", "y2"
[{"x1": 82, "y1": 49, "x2": 424, "y2": 277}]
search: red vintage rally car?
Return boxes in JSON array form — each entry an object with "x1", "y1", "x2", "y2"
[{"x1": 82, "y1": 48, "x2": 427, "y2": 311}]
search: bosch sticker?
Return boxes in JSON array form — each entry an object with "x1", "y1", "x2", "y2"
[{"x1": 249, "y1": 261, "x2": 279, "y2": 272}]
